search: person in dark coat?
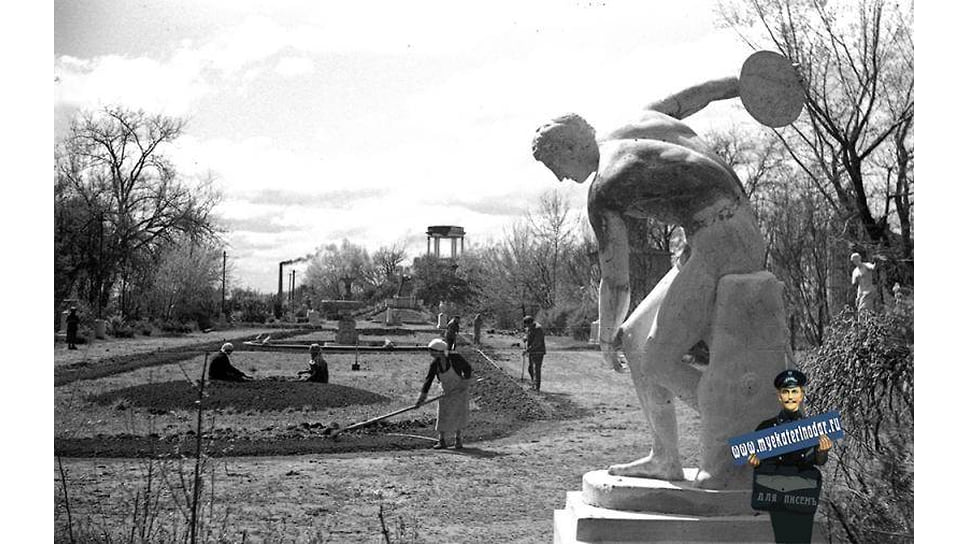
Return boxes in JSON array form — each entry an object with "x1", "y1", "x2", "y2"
[
  {"x1": 523, "y1": 315, "x2": 546, "y2": 391},
  {"x1": 66, "y1": 307, "x2": 80, "y2": 350},
  {"x1": 444, "y1": 316, "x2": 461, "y2": 350},
  {"x1": 208, "y1": 343, "x2": 252, "y2": 382},
  {"x1": 748, "y1": 369, "x2": 833, "y2": 543},
  {"x1": 298, "y1": 343, "x2": 329, "y2": 383}
]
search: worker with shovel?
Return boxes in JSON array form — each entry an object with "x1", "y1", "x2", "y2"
[{"x1": 415, "y1": 338, "x2": 474, "y2": 449}]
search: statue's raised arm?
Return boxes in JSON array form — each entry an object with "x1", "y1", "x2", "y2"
[{"x1": 643, "y1": 77, "x2": 740, "y2": 120}]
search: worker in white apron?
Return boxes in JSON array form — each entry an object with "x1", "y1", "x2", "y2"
[{"x1": 416, "y1": 338, "x2": 473, "y2": 449}]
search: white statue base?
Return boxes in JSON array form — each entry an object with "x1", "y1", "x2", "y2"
[{"x1": 554, "y1": 470, "x2": 825, "y2": 543}]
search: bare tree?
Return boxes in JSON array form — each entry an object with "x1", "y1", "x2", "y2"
[
  {"x1": 373, "y1": 241, "x2": 408, "y2": 282},
  {"x1": 55, "y1": 106, "x2": 219, "y2": 316},
  {"x1": 527, "y1": 189, "x2": 579, "y2": 307},
  {"x1": 718, "y1": 0, "x2": 914, "y2": 265}
]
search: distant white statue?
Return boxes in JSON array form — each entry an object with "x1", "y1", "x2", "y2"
[{"x1": 850, "y1": 252, "x2": 877, "y2": 311}]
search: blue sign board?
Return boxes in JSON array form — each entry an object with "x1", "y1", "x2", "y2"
[{"x1": 728, "y1": 411, "x2": 845, "y2": 466}]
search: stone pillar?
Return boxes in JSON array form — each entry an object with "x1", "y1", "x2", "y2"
[{"x1": 588, "y1": 320, "x2": 600, "y2": 345}]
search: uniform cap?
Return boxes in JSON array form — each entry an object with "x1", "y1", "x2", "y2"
[
  {"x1": 774, "y1": 369, "x2": 807, "y2": 389},
  {"x1": 523, "y1": 315, "x2": 534, "y2": 325},
  {"x1": 428, "y1": 338, "x2": 448, "y2": 352},
  {"x1": 221, "y1": 342, "x2": 234, "y2": 353}
]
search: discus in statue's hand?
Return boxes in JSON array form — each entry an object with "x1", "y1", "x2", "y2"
[{"x1": 739, "y1": 50, "x2": 804, "y2": 128}]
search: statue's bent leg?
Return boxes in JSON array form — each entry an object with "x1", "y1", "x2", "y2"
[{"x1": 608, "y1": 261, "x2": 715, "y2": 479}]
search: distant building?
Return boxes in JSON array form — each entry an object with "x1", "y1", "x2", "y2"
[{"x1": 426, "y1": 225, "x2": 465, "y2": 259}]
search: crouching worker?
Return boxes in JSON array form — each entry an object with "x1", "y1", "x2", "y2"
[
  {"x1": 298, "y1": 343, "x2": 329, "y2": 383},
  {"x1": 415, "y1": 338, "x2": 473, "y2": 449},
  {"x1": 208, "y1": 343, "x2": 253, "y2": 382}
]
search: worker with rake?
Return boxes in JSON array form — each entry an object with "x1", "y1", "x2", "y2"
[{"x1": 415, "y1": 338, "x2": 474, "y2": 449}]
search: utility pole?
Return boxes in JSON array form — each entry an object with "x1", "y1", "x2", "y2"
[{"x1": 221, "y1": 250, "x2": 227, "y2": 318}]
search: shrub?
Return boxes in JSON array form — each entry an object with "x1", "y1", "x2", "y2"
[
  {"x1": 799, "y1": 306, "x2": 913, "y2": 543},
  {"x1": 157, "y1": 319, "x2": 193, "y2": 335},
  {"x1": 537, "y1": 306, "x2": 570, "y2": 336},
  {"x1": 107, "y1": 315, "x2": 136, "y2": 338}
]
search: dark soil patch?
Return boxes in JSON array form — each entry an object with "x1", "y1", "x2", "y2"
[
  {"x1": 88, "y1": 380, "x2": 390, "y2": 412},
  {"x1": 54, "y1": 330, "x2": 304, "y2": 387},
  {"x1": 53, "y1": 411, "x2": 521, "y2": 458}
]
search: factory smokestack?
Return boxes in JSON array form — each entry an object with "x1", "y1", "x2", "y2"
[{"x1": 276, "y1": 253, "x2": 314, "y2": 318}]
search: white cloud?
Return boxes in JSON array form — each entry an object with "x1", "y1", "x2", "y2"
[
  {"x1": 54, "y1": 53, "x2": 211, "y2": 116},
  {"x1": 274, "y1": 56, "x2": 314, "y2": 77}
]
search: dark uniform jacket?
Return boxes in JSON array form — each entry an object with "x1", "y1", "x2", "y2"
[
  {"x1": 420, "y1": 353, "x2": 474, "y2": 396},
  {"x1": 755, "y1": 409, "x2": 829, "y2": 470}
]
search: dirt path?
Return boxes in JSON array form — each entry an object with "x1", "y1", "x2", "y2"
[{"x1": 55, "y1": 340, "x2": 702, "y2": 543}]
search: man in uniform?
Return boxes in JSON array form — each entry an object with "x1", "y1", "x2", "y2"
[
  {"x1": 748, "y1": 369, "x2": 833, "y2": 543},
  {"x1": 523, "y1": 316, "x2": 546, "y2": 391}
]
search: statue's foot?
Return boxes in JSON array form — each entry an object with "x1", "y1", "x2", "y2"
[
  {"x1": 607, "y1": 454, "x2": 684, "y2": 480},
  {"x1": 693, "y1": 468, "x2": 744, "y2": 490}
]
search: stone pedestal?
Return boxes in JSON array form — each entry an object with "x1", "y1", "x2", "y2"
[
  {"x1": 335, "y1": 318, "x2": 358, "y2": 345},
  {"x1": 307, "y1": 310, "x2": 321, "y2": 327},
  {"x1": 554, "y1": 470, "x2": 825, "y2": 543},
  {"x1": 385, "y1": 307, "x2": 401, "y2": 326},
  {"x1": 94, "y1": 319, "x2": 107, "y2": 339}
]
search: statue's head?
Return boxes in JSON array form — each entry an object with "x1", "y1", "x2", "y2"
[{"x1": 532, "y1": 113, "x2": 599, "y2": 184}]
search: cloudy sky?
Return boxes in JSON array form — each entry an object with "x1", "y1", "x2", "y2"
[{"x1": 55, "y1": 0, "x2": 764, "y2": 292}]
